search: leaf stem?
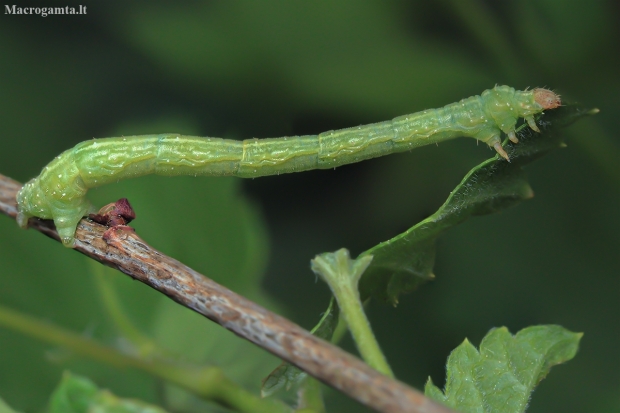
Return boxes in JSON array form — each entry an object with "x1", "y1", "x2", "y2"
[
  {"x1": 91, "y1": 262, "x2": 162, "y2": 358},
  {"x1": 295, "y1": 377, "x2": 326, "y2": 413},
  {"x1": 0, "y1": 303, "x2": 290, "y2": 413},
  {"x1": 311, "y1": 249, "x2": 393, "y2": 378}
]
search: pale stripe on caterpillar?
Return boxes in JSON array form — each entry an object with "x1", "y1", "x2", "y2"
[{"x1": 17, "y1": 85, "x2": 561, "y2": 247}]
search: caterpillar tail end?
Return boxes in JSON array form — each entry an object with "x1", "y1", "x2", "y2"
[
  {"x1": 52, "y1": 212, "x2": 88, "y2": 248},
  {"x1": 493, "y1": 142, "x2": 510, "y2": 162},
  {"x1": 57, "y1": 227, "x2": 77, "y2": 247},
  {"x1": 16, "y1": 211, "x2": 30, "y2": 229},
  {"x1": 16, "y1": 207, "x2": 80, "y2": 247}
]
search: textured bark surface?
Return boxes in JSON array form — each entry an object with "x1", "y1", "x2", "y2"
[{"x1": 0, "y1": 172, "x2": 455, "y2": 413}]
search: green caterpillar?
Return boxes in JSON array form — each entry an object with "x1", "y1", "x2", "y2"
[{"x1": 17, "y1": 85, "x2": 561, "y2": 247}]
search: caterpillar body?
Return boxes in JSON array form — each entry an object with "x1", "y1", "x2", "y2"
[{"x1": 17, "y1": 85, "x2": 561, "y2": 247}]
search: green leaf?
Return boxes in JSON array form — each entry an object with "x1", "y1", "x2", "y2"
[
  {"x1": 48, "y1": 372, "x2": 169, "y2": 413},
  {"x1": 0, "y1": 398, "x2": 22, "y2": 413},
  {"x1": 358, "y1": 105, "x2": 596, "y2": 304},
  {"x1": 295, "y1": 106, "x2": 594, "y2": 379},
  {"x1": 425, "y1": 325, "x2": 582, "y2": 413}
]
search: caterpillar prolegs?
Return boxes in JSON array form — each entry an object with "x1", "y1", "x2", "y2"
[{"x1": 17, "y1": 85, "x2": 561, "y2": 247}]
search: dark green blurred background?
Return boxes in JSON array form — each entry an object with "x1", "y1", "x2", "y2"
[{"x1": 1, "y1": 1, "x2": 618, "y2": 412}]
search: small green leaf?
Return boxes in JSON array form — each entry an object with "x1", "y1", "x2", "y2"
[
  {"x1": 261, "y1": 362, "x2": 307, "y2": 398},
  {"x1": 48, "y1": 372, "x2": 97, "y2": 413},
  {"x1": 48, "y1": 372, "x2": 169, "y2": 413},
  {"x1": 425, "y1": 325, "x2": 582, "y2": 413},
  {"x1": 358, "y1": 105, "x2": 595, "y2": 304}
]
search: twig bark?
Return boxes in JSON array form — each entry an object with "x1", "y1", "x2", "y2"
[{"x1": 0, "y1": 172, "x2": 455, "y2": 413}]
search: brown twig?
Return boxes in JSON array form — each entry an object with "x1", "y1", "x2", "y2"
[{"x1": 0, "y1": 172, "x2": 455, "y2": 413}]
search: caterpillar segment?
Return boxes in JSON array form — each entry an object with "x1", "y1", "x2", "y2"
[{"x1": 16, "y1": 85, "x2": 561, "y2": 247}]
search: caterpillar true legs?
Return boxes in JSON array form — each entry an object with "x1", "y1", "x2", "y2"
[{"x1": 16, "y1": 85, "x2": 561, "y2": 247}]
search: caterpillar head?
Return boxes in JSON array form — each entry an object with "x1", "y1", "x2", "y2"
[
  {"x1": 532, "y1": 88, "x2": 561, "y2": 110},
  {"x1": 481, "y1": 86, "x2": 562, "y2": 161},
  {"x1": 514, "y1": 88, "x2": 561, "y2": 118},
  {"x1": 483, "y1": 86, "x2": 561, "y2": 133}
]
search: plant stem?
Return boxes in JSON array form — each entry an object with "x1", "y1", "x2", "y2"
[
  {"x1": 311, "y1": 249, "x2": 393, "y2": 378},
  {"x1": 0, "y1": 304, "x2": 290, "y2": 413},
  {"x1": 296, "y1": 377, "x2": 325, "y2": 413},
  {"x1": 91, "y1": 262, "x2": 161, "y2": 358},
  {"x1": 0, "y1": 173, "x2": 456, "y2": 413}
]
